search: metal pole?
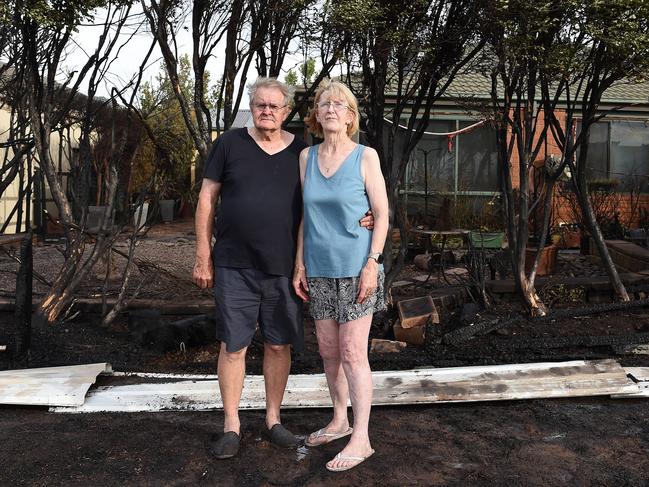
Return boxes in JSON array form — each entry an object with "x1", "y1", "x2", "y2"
[
  {"x1": 418, "y1": 148, "x2": 433, "y2": 224},
  {"x1": 424, "y1": 150, "x2": 428, "y2": 219}
]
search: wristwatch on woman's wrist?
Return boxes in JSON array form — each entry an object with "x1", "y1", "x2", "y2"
[{"x1": 367, "y1": 252, "x2": 384, "y2": 264}]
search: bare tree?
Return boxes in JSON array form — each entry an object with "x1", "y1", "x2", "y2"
[
  {"x1": 6, "y1": 0, "x2": 156, "y2": 324},
  {"x1": 541, "y1": 0, "x2": 649, "y2": 303},
  {"x1": 477, "y1": 0, "x2": 578, "y2": 315},
  {"x1": 0, "y1": 14, "x2": 36, "y2": 234},
  {"x1": 141, "y1": 0, "x2": 319, "y2": 168},
  {"x1": 337, "y1": 0, "x2": 484, "y2": 290},
  {"x1": 285, "y1": 3, "x2": 351, "y2": 124}
]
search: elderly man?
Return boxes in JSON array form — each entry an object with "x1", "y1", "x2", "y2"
[{"x1": 193, "y1": 77, "x2": 373, "y2": 459}]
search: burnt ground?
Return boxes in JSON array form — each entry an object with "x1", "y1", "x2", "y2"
[{"x1": 2, "y1": 222, "x2": 649, "y2": 485}]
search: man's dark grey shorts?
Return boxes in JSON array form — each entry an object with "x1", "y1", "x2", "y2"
[{"x1": 214, "y1": 267, "x2": 304, "y2": 353}]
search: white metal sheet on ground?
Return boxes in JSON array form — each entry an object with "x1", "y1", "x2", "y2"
[
  {"x1": 624, "y1": 367, "x2": 649, "y2": 381},
  {"x1": 611, "y1": 382, "x2": 649, "y2": 398},
  {"x1": 52, "y1": 359, "x2": 639, "y2": 413},
  {"x1": 0, "y1": 363, "x2": 111, "y2": 406},
  {"x1": 611, "y1": 367, "x2": 649, "y2": 398}
]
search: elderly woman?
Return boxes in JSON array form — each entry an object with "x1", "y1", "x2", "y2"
[{"x1": 293, "y1": 80, "x2": 389, "y2": 472}]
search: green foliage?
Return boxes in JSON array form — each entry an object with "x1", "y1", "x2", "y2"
[
  {"x1": 328, "y1": 0, "x2": 382, "y2": 33},
  {"x1": 284, "y1": 69, "x2": 298, "y2": 86},
  {"x1": 301, "y1": 57, "x2": 316, "y2": 84},
  {"x1": 2, "y1": 0, "x2": 128, "y2": 30},
  {"x1": 581, "y1": 0, "x2": 649, "y2": 79},
  {"x1": 450, "y1": 194, "x2": 505, "y2": 232},
  {"x1": 331, "y1": 0, "x2": 448, "y2": 62},
  {"x1": 285, "y1": 57, "x2": 316, "y2": 86},
  {"x1": 540, "y1": 284, "x2": 586, "y2": 307},
  {"x1": 133, "y1": 55, "x2": 199, "y2": 198}
]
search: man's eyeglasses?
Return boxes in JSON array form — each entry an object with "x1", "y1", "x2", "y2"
[
  {"x1": 252, "y1": 103, "x2": 287, "y2": 113},
  {"x1": 317, "y1": 101, "x2": 349, "y2": 112}
]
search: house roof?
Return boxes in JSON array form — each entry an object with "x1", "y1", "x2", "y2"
[
  {"x1": 231, "y1": 109, "x2": 254, "y2": 128},
  {"x1": 210, "y1": 109, "x2": 255, "y2": 130},
  {"x1": 440, "y1": 71, "x2": 649, "y2": 105}
]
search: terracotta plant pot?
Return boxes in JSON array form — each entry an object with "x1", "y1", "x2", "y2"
[{"x1": 525, "y1": 244, "x2": 558, "y2": 276}]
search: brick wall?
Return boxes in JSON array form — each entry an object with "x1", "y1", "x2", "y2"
[{"x1": 509, "y1": 109, "x2": 648, "y2": 229}]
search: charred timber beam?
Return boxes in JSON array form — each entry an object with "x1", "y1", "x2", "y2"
[
  {"x1": 443, "y1": 315, "x2": 523, "y2": 345},
  {"x1": 444, "y1": 298, "x2": 649, "y2": 346},
  {"x1": 439, "y1": 333, "x2": 649, "y2": 358},
  {"x1": 0, "y1": 297, "x2": 215, "y2": 315},
  {"x1": 483, "y1": 332, "x2": 649, "y2": 352}
]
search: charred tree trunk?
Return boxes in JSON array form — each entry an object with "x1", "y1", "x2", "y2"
[
  {"x1": 574, "y1": 151, "x2": 630, "y2": 302},
  {"x1": 13, "y1": 231, "x2": 33, "y2": 361}
]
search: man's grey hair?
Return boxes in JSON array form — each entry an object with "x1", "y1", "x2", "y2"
[{"x1": 248, "y1": 77, "x2": 294, "y2": 107}]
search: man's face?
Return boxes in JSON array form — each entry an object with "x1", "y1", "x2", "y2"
[{"x1": 250, "y1": 87, "x2": 289, "y2": 131}]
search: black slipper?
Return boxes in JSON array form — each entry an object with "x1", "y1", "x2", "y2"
[
  {"x1": 209, "y1": 431, "x2": 240, "y2": 459},
  {"x1": 262, "y1": 424, "x2": 300, "y2": 449}
]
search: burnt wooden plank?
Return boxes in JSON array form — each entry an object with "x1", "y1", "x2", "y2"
[{"x1": 370, "y1": 339, "x2": 407, "y2": 353}]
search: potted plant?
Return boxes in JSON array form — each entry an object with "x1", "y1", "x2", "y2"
[
  {"x1": 467, "y1": 194, "x2": 506, "y2": 249},
  {"x1": 469, "y1": 229, "x2": 505, "y2": 249}
]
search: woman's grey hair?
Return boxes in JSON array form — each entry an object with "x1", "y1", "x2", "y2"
[{"x1": 248, "y1": 77, "x2": 294, "y2": 107}]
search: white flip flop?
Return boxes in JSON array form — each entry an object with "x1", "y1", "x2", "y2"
[
  {"x1": 305, "y1": 427, "x2": 353, "y2": 447},
  {"x1": 326, "y1": 449, "x2": 375, "y2": 472}
]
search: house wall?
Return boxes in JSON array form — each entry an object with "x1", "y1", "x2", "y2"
[
  {"x1": 508, "y1": 108, "x2": 648, "y2": 230},
  {"x1": 554, "y1": 192, "x2": 649, "y2": 229},
  {"x1": 0, "y1": 105, "x2": 80, "y2": 234},
  {"x1": 0, "y1": 105, "x2": 27, "y2": 234},
  {"x1": 506, "y1": 108, "x2": 566, "y2": 188}
]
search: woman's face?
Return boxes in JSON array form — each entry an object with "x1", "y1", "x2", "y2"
[{"x1": 315, "y1": 92, "x2": 353, "y2": 136}]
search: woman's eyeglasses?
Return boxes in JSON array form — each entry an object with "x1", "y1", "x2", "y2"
[{"x1": 317, "y1": 101, "x2": 348, "y2": 112}]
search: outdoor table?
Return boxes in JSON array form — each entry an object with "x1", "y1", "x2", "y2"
[{"x1": 408, "y1": 228, "x2": 470, "y2": 284}]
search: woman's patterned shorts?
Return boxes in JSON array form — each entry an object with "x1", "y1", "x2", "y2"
[{"x1": 307, "y1": 271, "x2": 386, "y2": 324}]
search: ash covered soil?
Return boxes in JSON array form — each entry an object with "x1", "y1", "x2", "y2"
[{"x1": 2, "y1": 219, "x2": 649, "y2": 486}]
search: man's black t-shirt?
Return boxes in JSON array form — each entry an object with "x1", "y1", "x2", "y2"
[{"x1": 203, "y1": 128, "x2": 308, "y2": 277}]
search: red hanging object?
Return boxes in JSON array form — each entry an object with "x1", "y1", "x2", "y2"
[{"x1": 447, "y1": 135, "x2": 455, "y2": 152}]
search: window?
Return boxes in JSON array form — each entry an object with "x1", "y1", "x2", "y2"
[
  {"x1": 407, "y1": 120, "x2": 455, "y2": 193},
  {"x1": 458, "y1": 121, "x2": 499, "y2": 192},
  {"x1": 578, "y1": 120, "x2": 649, "y2": 192},
  {"x1": 406, "y1": 119, "x2": 499, "y2": 196},
  {"x1": 610, "y1": 121, "x2": 649, "y2": 192}
]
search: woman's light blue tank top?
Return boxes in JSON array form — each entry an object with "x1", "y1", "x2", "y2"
[{"x1": 303, "y1": 143, "x2": 378, "y2": 278}]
